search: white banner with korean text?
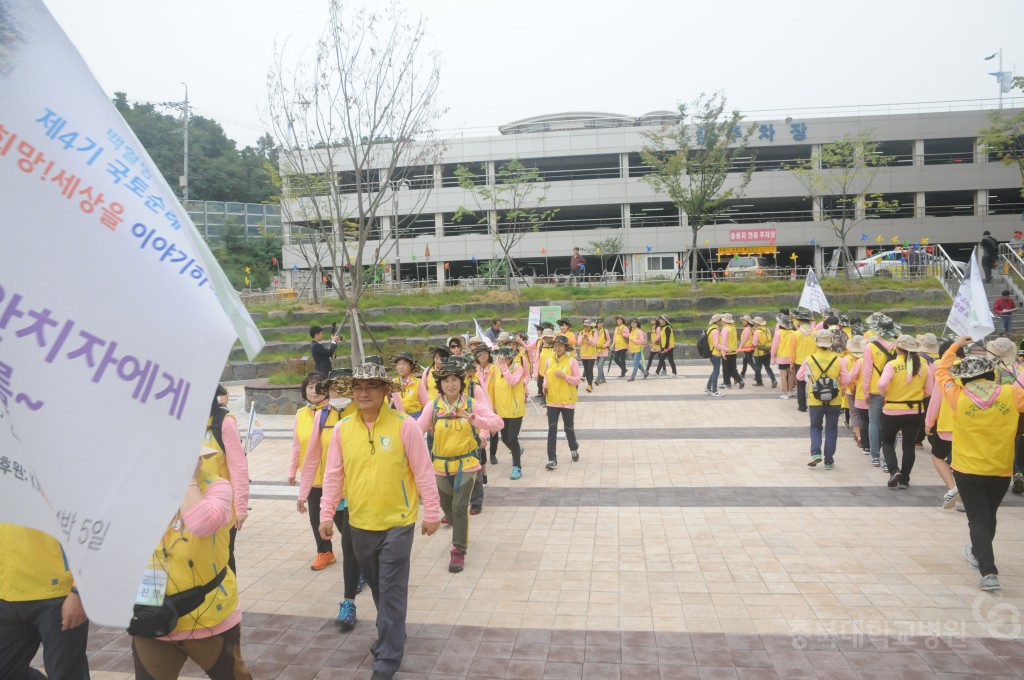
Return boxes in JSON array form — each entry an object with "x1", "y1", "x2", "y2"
[
  {"x1": 946, "y1": 248, "x2": 995, "y2": 341},
  {"x1": 0, "y1": 0, "x2": 264, "y2": 626},
  {"x1": 797, "y1": 267, "x2": 830, "y2": 315}
]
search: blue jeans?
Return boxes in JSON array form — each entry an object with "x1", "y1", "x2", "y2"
[
  {"x1": 706, "y1": 356, "x2": 721, "y2": 391},
  {"x1": 809, "y1": 405, "x2": 841, "y2": 462},
  {"x1": 596, "y1": 356, "x2": 606, "y2": 382},
  {"x1": 1000, "y1": 314, "x2": 1012, "y2": 334},
  {"x1": 629, "y1": 352, "x2": 644, "y2": 379},
  {"x1": 868, "y1": 394, "x2": 884, "y2": 461}
]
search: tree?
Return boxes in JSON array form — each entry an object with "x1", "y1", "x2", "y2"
[
  {"x1": 453, "y1": 159, "x2": 558, "y2": 290},
  {"x1": 586, "y1": 235, "x2": 624, "y2": 277},
  {"x1": 979, "y1": 76, "x2": 1024, "y2": 199},
  {"x1": 206, "y1": 221, "x2": 282, "y2": 290},
  {"x1": 790, "y1": 131, "x2": 898, "y2": 278},
  {"x1": 266, "y1": 0, "x2": 445, "y2": 364},
  {"x1": 640, "y1": 93, "x2": 755, "y2": 288}
]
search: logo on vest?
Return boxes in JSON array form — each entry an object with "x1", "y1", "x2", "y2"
[{"x1": 379, "y1": 436, "x2": 394, "y2": 450}]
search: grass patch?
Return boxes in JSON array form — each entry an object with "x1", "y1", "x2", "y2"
[{"x1": 266, "y1": 372, "x2": 306, "y2": 385}]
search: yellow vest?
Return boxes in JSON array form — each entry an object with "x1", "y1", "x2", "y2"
[
  {"x1": 866, "y1": 340, "x2": 896, "y2": 394},
  {"x1": 805, "y1": 350, "x2": 842, "y2": 407},
  {"x1": 397, "y1": 375, "x2": 422, "y2": 414},
  {"x1": 545, "y1": 353, "x2": 578, "y2": 405},
  {"x1": 424, "y1": 367, "x2": 439, "y2": 402},
  {"x1": 753, "y1": 327, "x2": 772, "y2": 357},
  {"x1": 0, "y1": 524, "x2": 72, "y2": 602},
  {"x1": 840, "y1": 354, "x2": 855, "y2": 409},
  {"x1": 597, "y1": 328, "x2": 611, "y2": 352},
  {"x1": 628, "y1": 328, "x2": 645, "y2": 354},
  {"x1": 613, "y1": 324, "x2": 629, "y2": 351},
  {"x1": 579, "y1": 330, "x2": 598, "y2": 359},
  {"x1": 296, "y1": 404, "x2": 342, "y2": 487},
  {"x1": 429, "y1": 396, "x2": 482, "y2": 476},
  {"x1": 883, "y1": 356, "x2": 927, "y2": 412},
  {"x1": 853, "y1": 358, "x2": 867, "y2": 403},
  {"x1": 493, "y1": 365, "x2": 526, "y2": 418},
  {"x1": 650, "y1": 327, "x2": 663, "y2": 351},
  {"x1": 562, "y1": 330, "x2": 577, "y2": 348},
  {"x1": 723, "y1": 323, "x2": 738, "y2": 354},
  {"x1": 663, "y1": 325, "x2": 675, "y2": 350},
  {"x1": 776, "y1": 328, "x2": 793, "y2": 361},
  {"x1": 477, "y1": 363, "x2": 498, "y2": 406},
  {"x1": 937, "y1": 393, "x2": 955, "y2": 433},
  {"x1": 951, "y1": 384, "x2": 1018, "y2": 476},
  {"x1": 793, "y1": 326, "x2": 816, "y2": 364},
  {"x1": 336, "y1": 407, "x2": 418, "y2": 531},
  {"x1": 710, "y1": 326, "x2": 722, "y2": 357},
  {"x1": 202, "y1": 412, "x2": 236, "y2": 486},
  {"x1": 152, "y1": 474, "x2": 237, "y2": 634},
  {"x1": 538, "y1": 346, "x2": 554, "y2": 373}
]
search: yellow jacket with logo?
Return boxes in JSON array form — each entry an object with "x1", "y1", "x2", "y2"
[
  {"x1": 397, "y1": 375, "x2": 422, "y2": 414},
  {"x1": 544, "y1": 353, "x2": 578, "y2": 405},
  {"x1": 579, "y1": 329, "x2": 599, "y2": 359},
  {"x1": 628, "y1": 328, "x2": 646, "y2": 354},
  {"x1": 0, "y1": 524, "x2": 72, "y2": 602},
  {"x1": 493, "y1": 363, "x2": 527, "y2": 418},
  {"x1": 613, "y1": 324, "x2": 629, "y2": 351},
  {"x1": 294, "y1": 404, "x2": 342, "y2": 487},
  {"x1": 429, "y1": 396, "x2": 482, "y2": 475}
]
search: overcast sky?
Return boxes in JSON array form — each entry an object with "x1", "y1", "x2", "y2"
[{"x1": 44, "y1": 0, "x2": 1023, "y2": 149}]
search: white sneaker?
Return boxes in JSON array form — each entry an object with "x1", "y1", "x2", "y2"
[
  {"x1": 955, "y1": 501, "x2": 965, "y2": 512},
  {"x1": 942, "y1": 488, "x2": 960, "y2": 509},
  {"x1": 779, "y1": 393, "x2": 790, "y2": 400},
  {"x1": 710, "y1": 391, "x2": 725, "y2": 398},
  {"x1": 704, "y1": 387, "x2": 712, "y2": 394}
]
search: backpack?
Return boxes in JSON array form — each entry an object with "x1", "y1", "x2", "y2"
[
  {"x1": 697, "y1": 330, "x2": 713, "y2": 359},
  {"x1": 810, "y1": 356, "x2": 839, "y2": 404},
  {"x1": 869, "y1": 339, "x2": 897, "y2": 375}
]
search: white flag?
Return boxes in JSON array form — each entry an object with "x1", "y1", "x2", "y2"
[
  {"x1": 798, "y1": 267, "x2": 830, "y2": 315},
  {"x1": 946, "y1": 248, "x2": 995, "y2": 341},
  {"x1": 246, "y1": 402, "x2": 265, "y2": 453},
  {"x1": 0, "y1": 0, "x2": 263, "y2": 626},
  {"x1": 474, "y1": 318, "x2": 494, "y2": 347},
  {"x1": 990, "y1": 71, "x2": 1015, "y2": 94}
]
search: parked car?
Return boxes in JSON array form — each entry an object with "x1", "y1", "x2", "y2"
[
  {"x1": 848, "y1": 250, "x2": 967, "y2": 279},
  {"x1": 722, "y1": 256, "x2": 770, "y2": 279}
]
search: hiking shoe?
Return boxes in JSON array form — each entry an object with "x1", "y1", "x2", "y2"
[
  {"x1": 642, "y1": 372, "x2": 649, "y2": 380},
  {"x1": 470, "y1": 507, "x2": 481, "y2": 515},
  {"x1": 720, "y1": 384, "x2": 732, "y2": 389},
  {"x1": 956, "y1": 501, "x2": 965, "y2": 512},
  {"x1": 964, "y1": 545, "x2": 979, "y2": 570},
  {"x1": 942, "y1": 489, "x2": 960, "y2": 509},
  {"x1": 570, "y1": 450, "x2": 580, "y2": 462},
  {"x1": 627, "y1": 377, "x2": 635, "y2": 382},
  {"x1": 808, "y1": 454, "x2": 822, "y2": 467},
  {"x1": 489, "y1": 455, "x2": 498, "y2": 465},
  {"x1": 545, "y1": 460, "x2": 558, "y2": 470},
  {"x1": 449, "y1": 547, "x2": 466, "y2": 573},
  {"x1": 887, "y1": 472, "x2": 901, "y2": 488},
  {"x1": 310, "y1": 551, "x2": 337, "y2": 571},
  {"x1": 1013, "y1": 472, "x2": 1024, "y2": 494},
  {"x1": 898, "y1": 481, "x2": 909, "y2": 489},
  {"x1": 738, "y1": 381, "x2": 745, "y2": 389},
  {"x1": 979, "y1": 574, "x2": 1001, "y2": 591},
  {"x1": 710, "y1": 391, "x2": 724, "y2": 398},
  {"x1": 871, "y1": 458, "x2": 880, "y2": 467},
  {"x1": 771, "y1": 379, "x2": 778, "y2": 388},
  {"x1": 441, "y1": 516, "x2": 449, "y2": 524},
  {"x1": 511, "y1": 466, "x2": 522, "y2": 480},
  {"x1": 370, "y1": 670, "x2": 396, "y2": 680},
  {"x1": 824, "y1": 462, "x2": 834, "y2": 470},
  {"x1": 355, "y1": 575, "x2": 366, "y2": 594},
  {"x1": 882, "y1": 463, "x2": 889, "y2": 472},
  {"x1": 336, "y1": 599, "x2": 357, "y2": 631}
]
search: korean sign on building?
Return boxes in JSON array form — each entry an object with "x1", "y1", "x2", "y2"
[{"x1": 729, "y1": 228, "x2": 777, "y2": 242}]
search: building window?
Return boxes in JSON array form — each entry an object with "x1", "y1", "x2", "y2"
[
  {"x1": 923, "y1": 138, "x2": 975, "y2": 165},
  {"x1": 647, "y1": 256, "x2": 676, "y2": 271}
]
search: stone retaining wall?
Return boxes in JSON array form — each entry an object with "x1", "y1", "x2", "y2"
[{"x1": 244, "y1": 381, "x2": 306, "y2": 416}]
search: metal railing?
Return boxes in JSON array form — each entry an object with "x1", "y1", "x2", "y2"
[
  {"x1": 933, "y1": 244, "x2": 966, "y2": 298},
  {"x1": 998, "y1": 243, "x2": 1024, "y2": 304}
]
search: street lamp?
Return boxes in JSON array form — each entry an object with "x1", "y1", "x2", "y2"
[{"x1": 390, "y1": 179, "x2": 410, "y2": 283}]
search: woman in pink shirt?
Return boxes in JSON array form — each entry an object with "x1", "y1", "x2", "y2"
[{"x1": 924, "y1": 338, "x2": 965, "y2": 509}]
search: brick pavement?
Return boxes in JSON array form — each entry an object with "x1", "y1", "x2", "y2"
[{"x1": 78, "y1": 363, "x2": 1024, "y2": 679}]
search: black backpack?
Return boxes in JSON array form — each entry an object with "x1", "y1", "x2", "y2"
[
  {"x1": 697, "y1": 330, "x2": 713, "y2": 359},
  {"x1": 810, "y1": 356, "x2": 839, "y2": 404}
]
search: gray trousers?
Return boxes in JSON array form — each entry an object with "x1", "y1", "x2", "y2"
[
  {"x1": 437, "y1": 472, "x2": 477, "y2": 551},
  {"x1": 351, "y1": 523, "x2": 416, "y2": 676},
  {"x1": 868, "y1": 393, "x2": 884, "y2": 461},
  {"x1": 0, "y1": 597, "x2": 90, "y2": 680},
  {"x1": 470, "y1": 449, "x2": 485, "y2": 510}
]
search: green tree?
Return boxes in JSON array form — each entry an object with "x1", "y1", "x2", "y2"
[
  {"x1": 640, "y1": 93, "x2": 755, "y2": 289},
  {"x1": 586, "y1": 235, "x2": 624, "y2": 277},
  {"x1": 790, "y1": 131, "x2": 899, "y2": 278},
  {"x1": 453, "y1": 159, "x2": 558, "y2": 290},
  {"x1": 979, "y1": 76, "x2": 1024, "y2": 199},
  {"x1": 207, "y1": 221, "x2": 282, "y2": 290}
]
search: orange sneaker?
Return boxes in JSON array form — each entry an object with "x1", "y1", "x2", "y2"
[{"x1": 310, "y1": 551, "x2": 337, "y2": 571}]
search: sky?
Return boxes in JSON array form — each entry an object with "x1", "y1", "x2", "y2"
[{"x1": 43, "y1": 0, "x2": 1024, "y2": 150}]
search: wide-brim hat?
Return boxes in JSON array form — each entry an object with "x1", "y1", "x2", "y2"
[
  {"x1": 429, "y1": 346, "x2": 452, "y2": 359},
  {"x1": 847, "y1": 335, "x2": 866, "y2": 356},
  {"x1": 391, "y1": 352, "x2": 417, "y2": 366},
  {"x1": 814, "y1": 329, "x2": 834, "y2": 348},
  {"x1": 327, "y1": 367, "x2": 353, "y2": 380},
  {"x1": 541, "y1": 329, "x2": 556, "y2": 340},
  {"x1": 986, "y1": 337, "x2": 1017, "y2": 364},
  {"x1": 710, "y1": 314, "x2": 723, "y2": 324},
  {"x1": 467, "y1": 336, "x2": 484, "y2": 347},
  {"x1": 583, "y1": 319, "x2": 594, "y2": 327},
  {"x1": 850, "y1": 322, "x2": 867, "y2": 336},
  {"x1": 334, "y1": 362, "x2": 400, "y2": 396},
  {"x1": 720, "y1": 313, "x2": 735, "y2": 324},
  {"x1": 446, "y1": 335, "x2": 464, "y2": 348},
  {"x1": 778, "y1": 315, "x2": 795, "y2": 331},
  {"x1": 794, "y1": 308, "x2": 813, "y2": 322},
  {"x1": 950, "y1": 356, "x2": 996, "y2": 380},
  {"x1": 895, "y1": 334, "x2": 922, "y2": 353},
  {"x1": 473, "y1": 343, "x2": 492, "y2": 355},
  {"x1": 870, "y1": 314, "x2": 900, "y2": 339},
  {"x1": 557, "y1": 318, "x2": 572, "y2": 328},
  {"x1": 659, "y1": 314, "x2": 671, "y2": 324},
  {"x1": 741, "y1": 315, "x2": 753, "y2": 324},
  {"x1": 364, "y1": 354, "x2": 384, "y2": 366},
  {"x1": 497, "y1": 331, "x2": 510, "y2": 343},
  {"x1": 493, "y1": 346, "x2": 516, "y2": 360},
  {"x1": 553, "y1": 334, "x2": 570, "y2": 346},
  {"x1": 433, "y1": 358, "x2": 469, "y2": 379},
  {"x1": 838, "y1": 315, "x2": 851, "y2": 327},
  {"x1": 917, "y1": 333, "x2": 940, "y2": 355},
  {"x1": 752, "y1": 316, "x2": 767, "y2": 327}
]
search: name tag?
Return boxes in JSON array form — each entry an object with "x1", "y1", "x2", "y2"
[{"x1": 135, "y1": 569, "x2": 168, "y2": 606}]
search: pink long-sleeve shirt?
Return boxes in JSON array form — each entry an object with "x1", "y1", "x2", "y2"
[
  {"x1": 218, "y1": 417, "x2": 250, "y2": 519},
  {"x1": 739, "y1": 327, "x2": 754, "y2": 353},
  {"x1": 770, "y1": 327, "x2": 787, "y2": 364},
  {"x1": 314, "y1": 411, "x2": 441, "y2": 525},
  {"x1": 924, "y1": 380, "x2": 952, "y2": 440},
  {"x1": 846, "y1": 359, "x2": 870, "y2": 409},
  {"x1": 715, "y1": 325, "x2": 734, "y2": 354},
  {"x1": 542, "y1": 355, "x2": 582, "y2": 408},
  {"x1": 162, "y1": 479, "x2": 241, "y2": 641},
  {"x1": 416, "y1": 396, "x2": 504, "y2": 474},
  {"x1": 877, "y1": 359, "x2": 934, "y2": 415}
]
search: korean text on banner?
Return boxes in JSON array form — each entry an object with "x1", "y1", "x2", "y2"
[
  {"x1": 526, "y1": 306, "x2": 561, "y2": 343},
  {"x1": 797, "y1": 267, "x2": 830, "y2": 315},
  {"x1": 946, "y1": 248, "x2": 995, "y2": 341},
  {"x1": 0, "y1": 0, "x2": 264, "y2": 626}
]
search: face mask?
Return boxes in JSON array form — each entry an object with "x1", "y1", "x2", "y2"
[{"x1": 329, "y1": 397, "x2": 348, "y2": 409}]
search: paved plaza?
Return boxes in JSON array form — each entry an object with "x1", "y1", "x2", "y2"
[{"x1": 83, "y1": 363, "x2": 1024, "y2": 679}]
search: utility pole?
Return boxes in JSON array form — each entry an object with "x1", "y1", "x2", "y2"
[
  {"x1": 985, "y1": 49, "x2": 1004, "y2": 109},
  {"x1": 181, "y1": 83, "x2": 189, "y2": 201}
]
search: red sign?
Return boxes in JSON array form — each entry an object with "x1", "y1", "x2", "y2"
[{"x1": 729, "y1": 228, "x2": 776, "y2": 243}]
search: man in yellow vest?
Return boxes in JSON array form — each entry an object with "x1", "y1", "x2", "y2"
[
  {"x1": 543, "y1": 334, "x2": 582, "y2": 469},
  {"x1": 936, "y1": 337, "x2": 1024, "y2": 591},
  {"x1": 789, "y1": 309, "x2": 817, "y2": 411},
  {"x1": 0, "y1": 524, "x2": 89, "y2": 679},
  {"x1": 314, "y1": 362, "x2": 441, "y2": 680}
]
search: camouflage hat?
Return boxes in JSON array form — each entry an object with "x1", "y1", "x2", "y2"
[
  {"x1": 950, "y1": 356, "x2": 996, "y2": 380},
  {"x1": 870, "y1": 314, "x2": 900, "y2": 339},
  {"x1": 334, "y1": 361, "x2": 400, "y2": 397}
]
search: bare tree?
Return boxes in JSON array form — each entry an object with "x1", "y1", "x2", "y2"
[
  {"x1": 640, "y1": 93, "x2": 755, "y2": 289},
  {"x1": 453, "y1": 159, "x2": 557, "y2": 290},
  {"x1": 265, "y1": 0, "x2": 445, "y2": 364},
  {"x1": 789, "y1": 131, "x2": 898, "y2": 278}
]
